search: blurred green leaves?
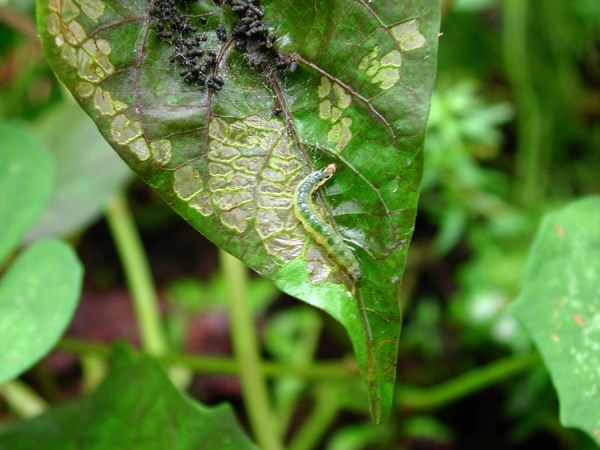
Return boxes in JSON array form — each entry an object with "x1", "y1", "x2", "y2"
[
  {"x1": 0, "y1": 122, "x2": 82, "y2": 383},
  {"x1": 0, "y1": 121, "x2": 54, "y2": 264},
  {"x1": 25, "y1": 101, "x2": 131, "y2": 241}
]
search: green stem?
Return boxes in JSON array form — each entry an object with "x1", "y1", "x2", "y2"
[
  {"x1": 220, "y1": 249, "x2": 283, "y2": 450},
  {"x1": 0, "y1": 380, "x2": 47, "y2": 418},
  {"x1": 396, "y1": 353, "x2": 540, "y2": 411},
  {"x1": 288, "y1": 386, "x2": 340, "y2": 450},
  {"x1": 57, "y1": 336, "x2": 540, "y2": 413},
  {"x1": 503, "y1": 0, "x2": 546, "y2": 206},
  {"x1": 57, "y1": 338, "x2": 357, "y2": 380},
  {"x1": 276, "y1": 315, "x2": 322, "y2": 438},
  {"x1": 105, "y1": 194, "x2": 167, "y2": 355}
]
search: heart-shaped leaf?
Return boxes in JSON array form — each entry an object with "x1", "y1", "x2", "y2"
[
  {"x1": 0, "y1": 349, "x2": 257, "y2": 450},
  {"x1": 512, "y1": 196, "x2": 600, "y2": 444},
  {"x1": 0, "y1": 239, "x2": 83, "y2": 384},
  {"x1": 36, "y1": 0, "x2": 440, "y2": 421}
]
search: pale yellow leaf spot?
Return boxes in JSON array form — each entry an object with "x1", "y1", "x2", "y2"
[
  {"x1": 128, "y1": 137, "x2": 150, "y2": 161},
  {"x1": 226, "y1": 121, "x2": 248, "y2": 143},
  {"x1": 318, "y1": 77, "x2": 331, "y2": 98},
  {"x1": 319, "y1": 99, "x2": 331, "y2": 119},
  {"x1": 381, "y1": 49, "x2": 402, "y2": 67},
  {"x1": 95, "y1": 39, "x2": 112, "y2": 55},
  {"x1": 174, "y1": 164, "x2": 203, "y2": 200},
  {"x1": 331, "y1": 107, "x2": 342, "y2": 122},
  {"x1": 75, "y1": 0, "x2": 105, "y2": 22},
  {"x1": 93, "y1": 87, "x2": 115, "y2": 116},
  {"x1": 111, "y1": 114, "x2": 143, "y2": 145},
  {"x1": 209, "y1": 142, "x2": 241, "y2": 162},
  {"x1": 60, "y1": 0, "x2": 80, "y2": 22},
  {"x1": 359, "y1": 46, "x2": 379, "y2": 69},
  {"x1": 208, "y1": 117, "x2": 229, "y2": 141},
  {"x1": 256, "y1": 209, "x2": 284, "y2": 238},
  {"x1": 365, "y1": 60, "x2": 380, "y2": 78},
  {"x1": 62, "y1": 21, "x2": 86, "y2": 45},
  {"x1": 327, "y1": 117, "x2": 353, "y2": 152},
  {"x1": 49, "y1": 0, "x2": 60, "y2": 12},
  {"x1": 77, "y1": 48, "x2": 102, "y2": 82},
  {"x1": 114, "y1": 101, "x2": 128, "y2": 112},
  {"x1": 189, "y1": 195, "x2": 213, "y2": 217},
  {"x1": 338, "y1": 117, "x2": 353, "y2": 150},
  {"x1": 46, "y1": 13, "x2": 61, "y2": 36},
  {"x1": 209, "y1": 162, "x2": 233, "y2": 177},
  {"x1": 61, "y1": 44, "x2": 78, "y2": 67},
  {"x1": 372, "y1": 67, "x2": 400, "y2": 90},
  {"x1": 150, "y1": 139, "x2": 172, "y2": 165},
  {"x1": 82, "y1": 39, "x2": 114, "y2": 75},
  {"x1": 220, "y1": 205, "x2": 252, "y2": 233},
  {"x1": 75, "y1": 81, "x2": 95, "y2": 98},
  {"x1": 264, "y1": 119, "x2": 284, "y2": 132},
  {"x1": 327, "y1": 117, "x2": 352, "y2": 151},
  {"x1": 245, "y1": 115, "x2": 283, "y2": 132},
  {"x1": 334, "y1": 83, "x2": 351, "y2": 109},
  {"x1": 392, "y1": 20, "x2": 426, "y2": 51},
  {"x1": 358, "y1": 54, "x2": 370, "y2": 71}
]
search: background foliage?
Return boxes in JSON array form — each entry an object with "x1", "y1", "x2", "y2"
[{"x1": 0, "y1": 0, "x2": 599, "y2": 449}]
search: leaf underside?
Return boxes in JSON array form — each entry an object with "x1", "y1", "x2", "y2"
[{"x1": 37, "y1": 0, "x2": 439, "y2": 421}]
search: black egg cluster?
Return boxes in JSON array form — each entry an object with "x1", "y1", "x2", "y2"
[
  {"x1": 151, "y1": 0, "x2": 296, "y2": 93},
  {"x1": 151, "y1": 0, "x2": 224, "y2": 90},
  {"x1": 228, "y1": 0, "x2": 295, "y2": 72}
]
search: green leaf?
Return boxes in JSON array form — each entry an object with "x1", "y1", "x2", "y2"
[
  {"x1": 36, "y1": 0, "x2": 440, "y2": 421},
  {"x1": 0, "y1": 239, "x2": 83, "y2": 384},
  {"x1": 512, "y1": 196, "x2": 600, "y2": 445},
  {"x1": 0, "y1": 121, "x2": 54, "y2": 266},
  {"x1": 25, "y1": 101, "x2": 132, "y2": 242},
  {"x1": 0, "y1": 351, "x2": 257, "y2": 450}
]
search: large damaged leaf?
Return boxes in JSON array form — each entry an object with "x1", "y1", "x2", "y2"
[{"x1": 37, "y1": 0, "x2": 439, "y2": 421}]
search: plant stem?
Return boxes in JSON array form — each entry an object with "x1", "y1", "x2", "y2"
[
  {"x1": 105, "y1": 194, "x2": 167, "y2": 355},
  {"x1": 503, "y1": 0, "x2": 546, "y2": 207},
  {"x1": 219, "y1": 249, "x2": 283, "y2": 450},
  {"x1": 396, "y1": 353, "x2": 540, "y2": 411},
  {"x1": 288, "y1": 386, "x2": 340, "y2": 450},
  {"x1": 57, "y1": 335, "x2": 540, "y2": 413},
  {"x1": 57, "y1": 337, "x2": 356, "y2": 380},
  {"x1": 0, "y1": 380, "x2": 47, "y2": 418}
]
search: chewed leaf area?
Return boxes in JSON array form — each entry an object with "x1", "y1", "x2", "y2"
[{"x1": 39, "y1": 0, "x2": 438, "y2": 421}]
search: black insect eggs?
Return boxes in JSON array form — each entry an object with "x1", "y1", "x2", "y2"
[
  {"x1": 150, "y1": 0, "x2": 295, "y2": 93},
  {"x1": 215, "y1": 25, "x2": 228, "y2": 42},
  {"x1": 151, "y1": 0, "x2": 225, "y2": 90}
]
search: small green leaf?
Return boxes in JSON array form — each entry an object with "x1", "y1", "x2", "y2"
[
  {"x1": 36, "y1": 0, "x2": 440, "y2": 421},
  {"x1": 0, "y1": 351, "x2": 257, "y2": 450},
  {"x1": 0, "y1": 121, "x2": 54, "y2": 266},
  {"x1": 0, "y1": 239, "x2": 83, "y2": 383},
  {"x1": 25, "y1": 101, "x2": 132, "y2": 241},
  {"x1": 512, "y1": 196, "x2": 600, "y2": 444}
]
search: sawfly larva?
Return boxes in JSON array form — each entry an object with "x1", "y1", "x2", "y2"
[{"x1": 294, "y1": 163, "x2": 363, "y2": 282}]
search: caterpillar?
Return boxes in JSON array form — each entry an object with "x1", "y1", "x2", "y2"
[{"x1": 294, "y1": 164, "x2": 363, "y2": 282}]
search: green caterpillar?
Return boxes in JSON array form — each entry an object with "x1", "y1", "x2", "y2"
[{"x1": 294, "y1": 163, "x2": 363, "y2": 282}]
